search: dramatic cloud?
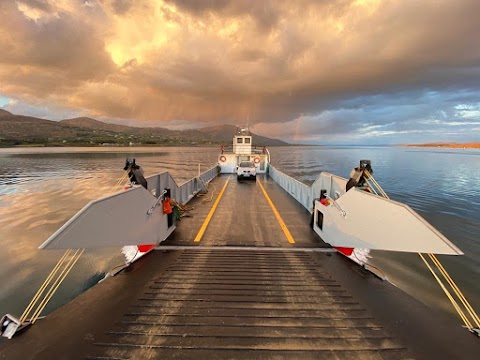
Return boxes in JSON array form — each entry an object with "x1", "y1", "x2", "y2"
[{"x1": 0, "y1": 0, "x2": 479, "y2": 143}]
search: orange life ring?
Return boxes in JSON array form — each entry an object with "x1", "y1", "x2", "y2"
[
  {"x1": 219, "y1": 155, "x2": 226, "y2": 162},
  {"x1": 254, "y1": 157, "x2": 260, "y2": 164}
]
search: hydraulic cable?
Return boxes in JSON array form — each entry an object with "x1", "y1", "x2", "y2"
[
  {"x1": 429, "y1": 253, "x2": 480, "y2": 328},
  {"x1": 114, "y1": 171, "x2": 128, "y2": 188},
  {"x1": 30, "y1": 249, "x2": 85, "y2": 323},
  {"x1": 364, "y1": 177, "x2": 379, "y2": 196},
  {"x1": 19, "y1": 249, "x2": 72, "y2": 323},
  {"x1": 418, "y1": 253, "x2": 472, "y2": 329},
  {"x1": 364, "y1": 170, "x2": 388, "y2": 198}
]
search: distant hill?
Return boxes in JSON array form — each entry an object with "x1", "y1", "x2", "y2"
[
  {"x1": 60, "y1": 117, "x2": 170, "y2": 134},
  {"x1": 0, "y1": 109, "x2": 12, "y2": 117},
  {"x1": 61, "y1": 117, "x2": 128, "y2": 131},
  {"x1": 0, "y1": 111, "x2": 288, "y2": 147},
  {"x1": 0, "y1": 113, "x2": 80, "y2": 145}
]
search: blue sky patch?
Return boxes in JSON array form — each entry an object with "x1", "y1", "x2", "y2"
[{"x1": 0, "y1": 96, "x2": 10, "y2": 107}]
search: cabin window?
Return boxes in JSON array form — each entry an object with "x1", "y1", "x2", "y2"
[
  {"x1": 316, "y1": 210, "x2": 324, "y2": 230},
  {"x1": 237, "y1": 138, "x2": 243, "y2": 144},
  {"x1": 245, "y1": 138, "x2": 251, "y2": 144}
]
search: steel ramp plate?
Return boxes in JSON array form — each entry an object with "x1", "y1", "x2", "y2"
[{"x1": 155, "y1": 245, "x2": 336, "y2": 252}]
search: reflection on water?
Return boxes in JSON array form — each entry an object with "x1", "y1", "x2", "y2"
[{"x1": 0, "y1": 146, "x2": 479, "y2": 323}]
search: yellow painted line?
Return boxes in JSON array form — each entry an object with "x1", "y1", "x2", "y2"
[
  {"x1": 194, "y1": 177, "x2": 230, "y2": 242},
  {"x1": 257, "y1": 180, "x2": 295, "y2": 244}
]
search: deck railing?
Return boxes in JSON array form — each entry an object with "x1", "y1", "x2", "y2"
[
  {"x1": 146, "y1": 164, "x2": 220, "y2": 204},
  {"x1": 220, "y1": 145, "x2": 267, "y2": 154},
  {"x1": 268, "y1": 165, "x2": 313, "y2": 211},
  {"x1": 268, "y1": 165, "x2": 348, "y2": 213}
]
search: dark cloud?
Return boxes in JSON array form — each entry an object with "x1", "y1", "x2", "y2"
[
  {"x1": 165, "y1": 0, "x2": 282, "y2": 30},
  {"x1": 252, "y1": 90, "x2": 480, "y2": 144},
  {"x1": 165, "y1": 0, "x2": 231, "y2": 14},
  {"x1": 110, "y1": 0, "x2": 135, "y2": 14}
]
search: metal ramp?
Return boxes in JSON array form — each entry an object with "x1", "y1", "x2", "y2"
[{"x1": 88, "y1": 249, "x2": 408, "y2": 360}]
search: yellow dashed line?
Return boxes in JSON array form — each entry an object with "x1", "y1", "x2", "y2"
[
  {"x1": 257, "y1": 180, "x2": 295, "y2": 244},
  {"x1": 194, "y1": 177, "x2": 230, "y2": 242}
]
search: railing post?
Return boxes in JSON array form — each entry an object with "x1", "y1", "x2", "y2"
[{"x1": 156, "y1": 175, "x2": 161, "y2": 198}]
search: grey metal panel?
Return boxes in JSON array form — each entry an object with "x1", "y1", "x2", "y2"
[
  {"x1": 269, "y1": 166, "x2": 461, "y2": 255},
  {"x1": 145, "y1": 165, "x2": 219, "y2": 205},
  {"x1": 311, "y1": 173, "x2": 348, "y2": 204},
  {"x1": 313, "y1": 189, "x2": 463, "y2": 255},
  {"x1": 268, "y1": 165, "x2": 312, "y2": 210},
  {"x1": 269, "y1": 166, "x2": 348, "y2": 213},
  {"x1": 40, "y1": 165, "x2": 219, "y2": 250},
  {"x1": 39, "y1": 186, "x2": 173, "y2": 249}
]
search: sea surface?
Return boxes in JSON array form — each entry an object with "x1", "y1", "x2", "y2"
[{"x1": 0, "y1": 146, "x2": 479, "y2": 324}]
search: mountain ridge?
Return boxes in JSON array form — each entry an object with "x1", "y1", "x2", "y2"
[
  {"x1": 60, "y1": 117, "x2": 172, "y2": 132},
  {"x1": 0, "y1": 109, "x2": 12, "y2": 117},
  {"x1": 0, "y1": 111, "x2": 288, "y2": 147}
]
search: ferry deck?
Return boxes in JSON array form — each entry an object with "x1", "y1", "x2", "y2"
[{"x1": 1, "y1": 174, "x2": 479, "y2": 359}]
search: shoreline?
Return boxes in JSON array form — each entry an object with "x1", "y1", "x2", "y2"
[{"x1": 404, "y1": 143, "x2": 480, "y2": 149}]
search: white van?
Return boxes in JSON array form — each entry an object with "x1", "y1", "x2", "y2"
[{"x1": 236, "y1": 161, "x2": 257, "y2": 180}]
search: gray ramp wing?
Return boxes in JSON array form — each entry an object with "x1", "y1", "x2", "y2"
[
  {"x1": 39, "y1": 186, "x2": 174, "y2": 249},
  {"x1": 315, "y1": 189, "x2": 463, "y2": 255}
]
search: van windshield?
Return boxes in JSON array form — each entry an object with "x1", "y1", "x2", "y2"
[{"x1": 239, "y1": 162, "x2": 254, "y2": 167}]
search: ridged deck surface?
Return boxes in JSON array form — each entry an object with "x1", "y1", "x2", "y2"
[
  {"x1": 1, "y1": 175, "x2": 478, "y2": 359},
  {"x1": 89, "y1": 249, "x2": 406, "y2": 359}
]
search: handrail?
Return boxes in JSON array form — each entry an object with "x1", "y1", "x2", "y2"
[
  {"x1": 268, "y1": 164, "x2": 349, "y2": 213},
  {"x1": 147, "y1": 190, "x2": 167, "y2": 215},
  {"x1": 220, "y1": 145, "x2": 268, "y2": 154},
  {"x1": 268, "y1": 165, "x2": 312, "y2": 210},
  {"x1": 145, "y1": 164, "x2": 219, "y2": 205},
  {"x1": 325, "y1": 195, "x2": 347, "y2": 218}
]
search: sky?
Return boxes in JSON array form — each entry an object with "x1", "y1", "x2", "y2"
[{"x1": 0, "y1": 0, "x2": 479, "y2": 145}]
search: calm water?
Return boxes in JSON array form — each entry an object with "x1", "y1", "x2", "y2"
[{"x1": 0, "y1": 146, "x2": 479, "y2": 323}]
